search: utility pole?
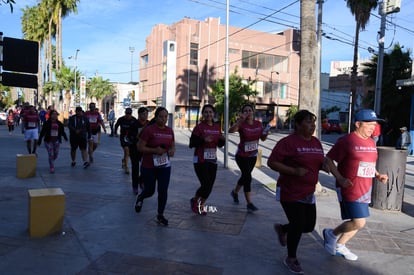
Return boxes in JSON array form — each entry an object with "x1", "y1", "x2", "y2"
[
  {"x1": 129, "y1": 46, "x2": 135, "y2": 83},
  {"x1": 224, "y1": 0, "x2": 230, "y2": 168},
  {"x1": 374, "y1": 0, "x2": 401, "y2": 115},
  {"x1": 374, "y1": 2, "x2": 386, "y2": 116}
]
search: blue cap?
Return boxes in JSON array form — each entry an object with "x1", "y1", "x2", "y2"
[{"x1": 355, "y1": 109, "x2": 383, "y2": 122}]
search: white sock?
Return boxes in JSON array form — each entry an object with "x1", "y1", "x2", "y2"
[{"x1": 336, "y1": 243, "x2": 345, "y2": 249}]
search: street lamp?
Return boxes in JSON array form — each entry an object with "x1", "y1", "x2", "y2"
[
  {"x1": 69, "y1": 49, "x2": 80, "y2": 107},
  {"x1": 129, "y1": 46, "x2": 135, "y2": 83}
]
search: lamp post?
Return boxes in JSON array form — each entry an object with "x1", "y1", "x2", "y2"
[
  {"x1": 129, "y1": 46, "x2": 135, "y2": 83},
  {"x1": 69, "y1": 49, "x2": 80, "y2": 107}
]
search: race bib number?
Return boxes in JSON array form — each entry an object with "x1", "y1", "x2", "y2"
[
  {"x1": 153, "y1": 153, "x2": 169, "y2": 167},
  {"x1": 89, "y1": 117, "x2": 97, "y2": 123},
  {"x1": 28, "y1": 122, "x2": 37, "y2": 128},
  {"x1": 357, "y1": 161, "x2": 376, "y2": 178},
  {"x1": 244, "y1": 141, "x2": 258, "y2": 152},
  {"x1": 203, "y1": 148, "x2": 217, "y2": 160},
  {"x1": 51, "y1": 130, "x2": 58, "y2": 137}
]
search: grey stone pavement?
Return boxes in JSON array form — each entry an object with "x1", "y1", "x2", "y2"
[{"x1": 0, "y1": 124, "x2": 413, "y2": 275}]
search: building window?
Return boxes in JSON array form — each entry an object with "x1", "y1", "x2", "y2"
[
  {"x1": 141, "y1": 55, "x2": 148, "y2": 68},
  {"x1": 189, "y1": 70, "x2": 198, "y2": 97},
  {"x1": 190, "y1": 43, "x2": 198, "y2": 66},
  {"x1": 241, "y1": 50, "x2": 287, "y2": 72},
  {"x1": 264, "y1": 81, "x2": 287, "y2": 99}
]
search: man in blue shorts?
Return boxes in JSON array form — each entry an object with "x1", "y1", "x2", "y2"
[{"x1": 323, "y1": 109, "x2": 388, "y2": 261}]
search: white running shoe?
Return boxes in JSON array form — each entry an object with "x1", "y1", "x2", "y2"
[
  {"x1": 336, "y1": 245, "x2": 358, "y2": 261},
  {"x1": 323, "y1": 228, "x2": 337, "y2": 255}
]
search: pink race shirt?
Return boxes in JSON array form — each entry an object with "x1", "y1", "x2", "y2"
[
  {"x1": 192, "y1": 121, "x2": 223, "y2": 164},
  {"x1": 327, "y1": 132, "x2": 378, "y2": 203},
  {"x1": 24, "y1": 112, "x2": 39, "y2": 129},
  {"x1": 236, "y1": 120, "x2": 263, "y2": 157},
  {"x1": 140, "y1": 124, "x2": 174, "y2": 168},
  {"x1": 84, "y1": 111, "x2": 102, "y2": 131},
  {"x1": 268, "y1": 133, "x2": 324, "y2": 202},
  {"x1": 50, "y1": 121, "x2": 59, "y2": 142}
]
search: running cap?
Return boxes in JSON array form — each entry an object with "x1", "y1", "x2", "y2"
[{"x1": 355, "y1": 109, "x2": 383, "y2": 122}]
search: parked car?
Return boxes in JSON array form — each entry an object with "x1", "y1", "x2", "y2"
[
  {"x1": 0, "y1": 111, "x2": 7, "y2": 125},
  {"x1": 322, "y1": 119, "x2": 342, "y2": 134}
]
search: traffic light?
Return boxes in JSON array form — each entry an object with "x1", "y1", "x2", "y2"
[{"x1": 131, "y1": 90, "x2": 135, "y2": 101}]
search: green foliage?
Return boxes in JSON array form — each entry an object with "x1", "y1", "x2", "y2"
[
  {"x1": 285, "y1": 105, "x2": 298, "y2": 119},
  {"x1": 0, "y1": 85, "x2": 13, "y2": 110},
  {"x1": 210, "y1": 68, "x2": 258, "y2": 123},
  {"x1": 361, "y1": 43, "x2": 412, "y2": 133},
  {"x1": 321, "y1": 106, "x2": 341, "y2": 119},
  {"x1": 87, "y1": 76, "x2": 114, "y2": 101}
]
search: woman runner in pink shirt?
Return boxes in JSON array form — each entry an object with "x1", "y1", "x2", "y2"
[{"x1": 229, "y1": 103, "x2": 269, "y2": 212}]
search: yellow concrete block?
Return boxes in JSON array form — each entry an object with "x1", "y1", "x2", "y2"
[
  {"x1": 16, "y1": 154, "x2": 37, "y2": 178},
  {"x1": 255, "y1": 149, "x2": 262, "y2": 168},
  {"x1": 28, "y1": 188, "x2": 65, "y2": 238}
]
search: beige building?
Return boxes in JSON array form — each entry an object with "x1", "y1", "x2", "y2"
[{"x1": 139, "y1": 17, "x2": 300, "y2": 128}]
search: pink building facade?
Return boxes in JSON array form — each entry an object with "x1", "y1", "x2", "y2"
[{"x1": 139, "y1": 17, "x2": 300, "y2": 128}]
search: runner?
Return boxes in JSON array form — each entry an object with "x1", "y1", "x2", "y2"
[
  {"x1": 114, "y1": 107, "x2": 137, "y2": 174},
  {"x1": 189, "y1": 104, "x2": 225, "y2": 215},
  {"x1": 129, "y1": 107, "x2": 149, "y2": 194},
  {"x1": 37, "y1": 110, "x2": 68, "y2": 173},
  {"x1": 22, "y1": 105, "x2": 40, "y2": 154},
  {"x1": 84, "y1": 102, "x2": 106, "y2": 163},
  {"x1": 134, "y1": 107, "x2": 175, "y2": 226},
  {"x1": 68, "y1": 107, "x2": 91, "y2": 168}
]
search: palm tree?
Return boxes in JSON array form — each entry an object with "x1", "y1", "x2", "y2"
[
  {"x1": 49, "y1": 0, "x2": 79, "y2": 70},
  {"x1": 87, "y1": 76, "x2": 115, "y2": 106},
  {"x1": 1, "y1": 0, "x2": 15, "y2": 12},
  {"x1": 346, "y1": 0, "x2": 378, "y2": 122},
  {"x1": 21, "y1": 4, "x2": 49, "y2": 106},
  {"x1": 55, "y1": 65, "x2": 75, "y2": 111}
]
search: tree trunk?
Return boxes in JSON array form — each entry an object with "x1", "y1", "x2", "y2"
[
  {"x1": 299, "y1": 0, "x2": 318, "y2": 126},
  {"x1": 48, "y1": 17, "x2": 53, "y2": 82}
]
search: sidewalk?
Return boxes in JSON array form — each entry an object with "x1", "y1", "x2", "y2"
[{"x1": 0, "y1": 125, "x2": 413, "y2": 274}]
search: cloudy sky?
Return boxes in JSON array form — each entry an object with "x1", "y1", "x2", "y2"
[{"x1": 2, "y1": 0, "x2": 414, "y2": 83}]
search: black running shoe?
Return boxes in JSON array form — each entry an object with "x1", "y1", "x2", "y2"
[
  {"x1": 156, "y1": 215, "x2": 168, "y2": 226},
  {"x1": 71, "y1": 161, "x2": 76, "y2": 167},
  {"x1": 231, "y1": 190, "x2": 239, "y2": 204},
  {"x1": 134, "y1": 198, "x2": 143, "y2": 213},
  {"x1": 83, "y1": 162, "x2": 90, "y2": 169},
  {"x1": 247, "y1": 203, "x2": 258, "y2": 212}
]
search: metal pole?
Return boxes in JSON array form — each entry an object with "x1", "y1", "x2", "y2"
[
  {"x1": 374, "y1": 2, "x2": 387, "y2": 115},
  {"x1": 316, "y1": 0, "x2": 323, "y2": 138},
  {"x1": 224, "y1": 0, "x2": 230, "y2": 168},
  {"x1": 129, "y1": 46, "x2": 135, "y2": 83},
  {"x1": 276, "y1": 72, "x2": 280, "y2": 129},
  {"x1": 74, "y1": 49, "x2": 79, "y2": 94}
]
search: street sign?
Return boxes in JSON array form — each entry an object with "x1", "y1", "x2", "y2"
[
  {"x1": 2, "y1": 37, "x2": 38, "y2": 73},
  {"x1": 123, "y1": 98, "x2": 131, "y2": 107}
]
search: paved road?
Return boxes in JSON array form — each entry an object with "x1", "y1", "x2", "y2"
[{"x1": 0, "y1": 125, "x2": 413, "y2": 274}]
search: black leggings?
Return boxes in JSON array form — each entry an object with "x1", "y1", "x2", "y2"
[
  {"x1": 129, "y1": 144, "x2": 142, "y2": 188},
  {"x1": 280, "y1": 201, "x2": 316, "y2": 258},
  {"x1": 235, "y1": 155, "x2": 256, "y2": 192},
  {"x1": 194, "y1": 162, "x2": 218, "y2": 199}
]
